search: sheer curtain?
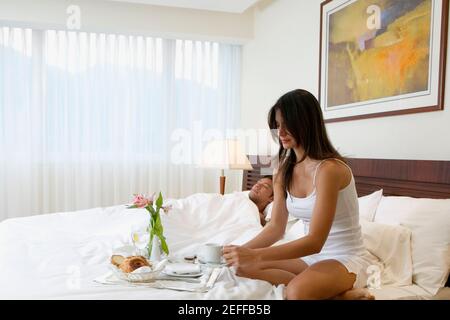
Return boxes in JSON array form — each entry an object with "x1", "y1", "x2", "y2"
[{"x1": 0, "y1": 27, "x2": 241, "y2": 221}]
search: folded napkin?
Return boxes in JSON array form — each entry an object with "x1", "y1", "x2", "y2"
[
  {"x1": 131, "y1": 266, "x2": 153, "y2": 274},
  {"x1": 165, "y1": 263, "x2": 201, "y2": 275}
]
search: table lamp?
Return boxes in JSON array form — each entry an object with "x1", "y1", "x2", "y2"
[{"x1": 201, "y1": 139, "x2": 253, "y2": 195}]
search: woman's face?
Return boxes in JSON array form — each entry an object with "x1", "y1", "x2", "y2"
[{"x1": 275, "y1": 110, "x2": 297, "y2": 149}]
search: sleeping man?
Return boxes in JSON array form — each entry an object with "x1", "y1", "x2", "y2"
[{"x1": 248, "y1": 176, "x2": 274, "y2": 226}]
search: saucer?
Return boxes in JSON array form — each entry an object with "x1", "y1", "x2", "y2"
[
  {"x1": 197, "y1": 258, "x2": 227, "y2": 267},
  {"x1": 162, "y1": 270, "x2": 203, "y2": 278}
]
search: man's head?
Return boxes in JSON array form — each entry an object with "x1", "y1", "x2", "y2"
[{"x1": 249, "y1": 176, "x2": 274, "y2": 212}]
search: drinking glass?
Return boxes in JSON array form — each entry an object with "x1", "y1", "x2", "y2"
[{"x1": 130, "y1": 227, "x2": 150, "y2": 257}]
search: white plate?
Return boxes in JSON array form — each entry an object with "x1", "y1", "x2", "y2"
[{"x1": 162, "y1": 270, "x2": 203, "y2": 278}]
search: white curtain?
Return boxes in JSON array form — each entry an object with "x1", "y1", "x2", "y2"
[{"x1": 0, "y1": 27, "x2": 241, "y2": 221}]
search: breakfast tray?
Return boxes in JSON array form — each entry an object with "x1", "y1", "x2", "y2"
[{"x1": 94, "y1": 266, "x2": 223, "y2": 293}]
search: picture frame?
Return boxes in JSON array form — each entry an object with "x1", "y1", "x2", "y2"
[{"x1": 319, "y1": 0, "x2": 449, "y2": 123}]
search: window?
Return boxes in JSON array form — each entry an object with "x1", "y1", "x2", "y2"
[{"x1": 0, "y1": 26, "x2": 241, "y2": 218}]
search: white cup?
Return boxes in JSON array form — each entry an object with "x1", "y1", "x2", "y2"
[{"x1": 198, "y1": 243, "x2": 224, "y2": 264}]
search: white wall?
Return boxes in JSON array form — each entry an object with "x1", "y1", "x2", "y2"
[
  {"x1": 241, "y1": 0, "x2": 450, "y2": 160},
  {"x1": 0, "y1": 0, "x2": 253, "y2": 43}
]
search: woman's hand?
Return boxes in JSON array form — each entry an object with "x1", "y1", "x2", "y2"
[{"x1": 222, "y1": 245, "x2": 261, "y2": 267}]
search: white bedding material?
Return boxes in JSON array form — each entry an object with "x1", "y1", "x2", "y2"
[
  {"x1": 358, "y1": 190, "x2": 383, "y2": 222},
  {"x1": 0, "y1": 192, "x2": 441, "y2": 300},
  {"x1": 374, "y1": 196, "x2": 450, "y2": 295},
  {"x1": 369, "y1": 284, "x2": 431, "y2": 300},
  {"x1": 0, "y1": 192, "x2": 276, "y2": 300},
  {"x1": 360, "y1": 220, "x2": 413, "y2": 286},
  {"x1": 264, "y1": 202, "x2": 297, "y2": 222}
]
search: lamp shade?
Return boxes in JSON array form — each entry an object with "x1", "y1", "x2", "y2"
[{"x1": 201, "y1": 139, "x2": 253, "y2": 170}]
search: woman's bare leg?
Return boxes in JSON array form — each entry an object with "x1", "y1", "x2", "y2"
[
  {"x1": 236, "y1": 259, "x2": 309, "y2": 286},
  {"x1": 285, "y1": 259, "x2": 358, "y2": 300},
  {"x1": 236, "y1": 258, "x2": 374, "y2": 300}
]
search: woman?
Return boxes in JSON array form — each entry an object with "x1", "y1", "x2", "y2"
[{"x1": 223, "y1": 89, "x2": 376, "y2": 300}]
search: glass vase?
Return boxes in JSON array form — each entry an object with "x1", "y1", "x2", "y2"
[{"x1": 147, "y1": 235, "x2": 162, "y2": 262}]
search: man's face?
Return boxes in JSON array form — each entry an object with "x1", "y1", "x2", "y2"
[{"x1": 249, "y1": 178, "x2": 273, "y2": 205}]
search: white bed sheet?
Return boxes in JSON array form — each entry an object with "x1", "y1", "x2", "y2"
[
  {"x1": 0, "y1": 192, "x2": 280, "y2": 300},
  {"x1": 369, "y1": 285, "x2": 431, "y2": 300}
]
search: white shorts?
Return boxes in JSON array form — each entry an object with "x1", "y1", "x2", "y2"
[{"x1": 301, "y1": 251, "x2": 379, "y2": 289}]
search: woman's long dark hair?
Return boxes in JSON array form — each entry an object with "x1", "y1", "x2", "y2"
[{"x1": 268, "y1": 89, "x2": 344, "y2": 193}]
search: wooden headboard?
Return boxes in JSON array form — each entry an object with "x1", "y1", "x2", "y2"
[
  {"x1": 243, "y1": 156, "x2": 450, "y2": 288},
  {"x1": 243, "y1": 156, "x2": 450, "y2": 199}
]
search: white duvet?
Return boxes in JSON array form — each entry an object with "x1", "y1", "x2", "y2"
[{"x1": 0, "y1": 192, "x2": 280, "y2": 300}]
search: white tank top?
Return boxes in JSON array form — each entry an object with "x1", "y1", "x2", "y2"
[{"x1": 286, "y1": 158, "x2": 367, "y2": 257}]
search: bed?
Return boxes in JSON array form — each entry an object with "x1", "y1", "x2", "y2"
[
  {"x1": 0, "y1": 157, "x2": 449, "y2": 300},
  {"x1": 0, "y1": 193, "x2": 274, "y2": 300}
]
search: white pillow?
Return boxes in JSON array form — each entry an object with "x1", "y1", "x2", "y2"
[
  {"x1": 275, "y1": 219, "x2": 308, "y2": 246},
  {"x1": 284, "y1": 219, "x2": 307, "y2": 240},
  {"x1": 264, "y1": 202, "x2": 298, "y2": 222},
  {"x1": 374, "y1": 196, "x2": 450, "y2": 295},
  {"x1": 360, "y1": 220, "x2": 413, "y2": 286},
  {"x1": 358, "y1": 189, "x2": 383, "y2": 222}
]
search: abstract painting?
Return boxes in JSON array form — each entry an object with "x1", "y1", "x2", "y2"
[{"x1": 319, "y1": 0, "x2": 448, "y2": 122}]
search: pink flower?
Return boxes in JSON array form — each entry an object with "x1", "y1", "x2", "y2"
[{"x1": 132, "y1": 194, "x2": 152, "y2": 208}]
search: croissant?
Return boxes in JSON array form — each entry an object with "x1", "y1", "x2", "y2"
[{"x1": 111, "y1": 255, "x2": 151, "y2": 273}]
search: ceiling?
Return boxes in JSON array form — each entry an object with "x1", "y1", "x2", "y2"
[{"x1": 105, "y1": 0, "x2": 261, "y2": 13}]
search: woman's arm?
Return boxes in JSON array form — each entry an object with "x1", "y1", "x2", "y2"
[
  {"x1": 224, "y1": 162, "x2": 345, "y2": 265},
  {"x1": 243, "y1": 171, "x2": 288, "y2": 249}
]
